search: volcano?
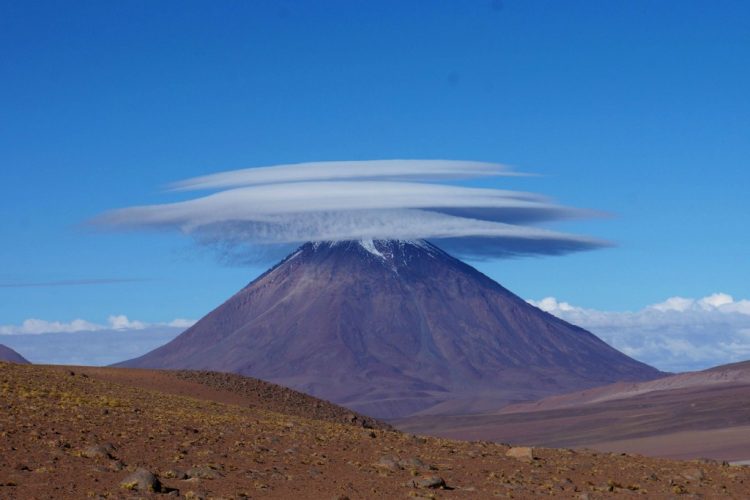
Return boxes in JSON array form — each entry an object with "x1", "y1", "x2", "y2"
[
  {"x1": 0, "y1": 344, "x2": 30, "y2": 364},
  {"x1": 117, "y1": 240, "x2": 662, "y2": 418}
]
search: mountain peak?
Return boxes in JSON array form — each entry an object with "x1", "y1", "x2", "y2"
[
  {"x1": 298, "y1": 239, "x2": 444, "y2": 267},
  {"x1": 118, "y1": 240, "x2": 662, "y2": 418}
]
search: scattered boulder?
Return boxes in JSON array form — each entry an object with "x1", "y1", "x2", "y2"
[
  {"x1": 186, "y1": 466, "x2": 223, "y2": 480},
  {"x1": 81, "y1": 443, "x2": 116, "y2": 459},
  {"x1": 374, "y1": 456, "x2": 402, "y2": 471},
  {"x1": 417, "y1": 475, "x2": 447, "y2": 489},
  {"x1": 162, "y1": 469, "x2": 188, "y2": 480},
  {"x1": 681, "y1": 468, "x2": 705, "y2": 481},
  {"x1": 506, "y1": 446, "x2": 536, "y2": 461},
  {"x1": 408, "y1": 435, "x2": 427, "y2": 445},
  {"x1": 120, "y1": 468, "x2": 162, "y2": 493},
  {"x1": 399, "y1": 457, "x2": 434, "y2": 471},
  {"x1": 108, "y1": 460, "x2": 125, "y2": 472}
]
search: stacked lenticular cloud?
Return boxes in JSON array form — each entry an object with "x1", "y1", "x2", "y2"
[{"x1": 94, "y1": 159, "x2": 609, "y2": 260}]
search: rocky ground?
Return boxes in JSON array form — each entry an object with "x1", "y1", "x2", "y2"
[{"x1": 1, "y1": 362, "x2": 749, "y2": 499}]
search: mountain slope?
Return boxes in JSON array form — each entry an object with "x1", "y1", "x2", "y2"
[
  {"x1": 498, "y1": 359, "x2": 750, "y2": 414},
  {"x1": 395, "y1": 360, "x2": 750, "y2": 460},
  {"x1": 117, "y1": 240, "x2": 661, "y2": 418},
  {"x1": 0, "y1": 343, "x2": 30, "y2": 364}
]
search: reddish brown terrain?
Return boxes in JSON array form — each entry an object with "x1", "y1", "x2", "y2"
[
  {"x1": 0, "y1": 344, "x2": 29, "y2": 364},
  {"x1": 395, "y1": 361, "x2": 750, "y2": 461},
  {"x1": 117, "y1": 240, "x2": 661, "y2": 419},
  {"x1": 3, "y1": 361, "x2": 750, "y2": 499}
]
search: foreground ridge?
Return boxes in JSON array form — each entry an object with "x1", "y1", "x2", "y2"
[{"x1": 2, "y1": 362, "x2": 748, "y2": 498}]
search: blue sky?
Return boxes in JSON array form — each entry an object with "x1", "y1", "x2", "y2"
[{"x1": 1, "y1": 1, "x2": 749, "y2": 368}]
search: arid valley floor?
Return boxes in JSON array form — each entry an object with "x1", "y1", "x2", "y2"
[{"x1": 2, "y1": 362, "x2": 749, "y2": 498}]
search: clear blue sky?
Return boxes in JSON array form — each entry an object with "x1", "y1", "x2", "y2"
[{"x1": 2, "y1": 0, "x2": 748, "y2": 325}]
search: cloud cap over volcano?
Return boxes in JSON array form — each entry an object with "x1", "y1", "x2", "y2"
[
  {"x1": 93, "y1": 159, "x2": 610, "y2": 261},
  {"x1": 169, "y1": 159, "x2": 528, "y2": 191}
]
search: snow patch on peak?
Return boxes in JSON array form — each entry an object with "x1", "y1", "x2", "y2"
[
  {"x1": 305, "y1": 239, "x2": 443, "y2": 262},
  {"x1": 358, "y1": 239, "x2": 386, "y2": 259},
  {"x1": 400, "y1": 239, "x2": 439, "y2": 254},
  {"x1": 286, "y1": 249, "x2": 303, "y2": 261}
]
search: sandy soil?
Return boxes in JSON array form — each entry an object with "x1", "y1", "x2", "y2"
[{"x1": 2, "y1": 362, "x2": 749, "y2": 498}]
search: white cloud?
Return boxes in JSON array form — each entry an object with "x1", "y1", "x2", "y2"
[
  {"x1": 714, "y1": 298, "x2": 750, "y2": 315},
  {"x1": 645, "y1": 293, "x2": 750, "y2": 315},
  {"x1": 0, "y1": 318, "x2": 103, "y2": 335},
  {"x1": 169, "y1": 159, "x2": 524, "y2": 191},
  {"x1": 0, "y1": 328, "x2": 184, "y2": 366},
  {"x1": 107, "y1": 315, "x2": 146, "y2": 330},
  {"x1": 0, "y1": 316, "x2": 195, "y2": 335},
  {"x1": 648, "y1": 296, "x2": 695, "y2": 312},
  {"x1": 527, "y1": 293, "x2": 750, "y2": 372},
  {"x1": 698, "y1": 292, "x2": 734, "y2": 309},
  {"x1": 166, "y1": 318, "x2": 197, "y2": 328},
  {"x1": 530, "y1": 296, "x2": 577, "y2": 313},
  {"x1": 93, "y1": 160, "x2": 609, "y2": 261}
]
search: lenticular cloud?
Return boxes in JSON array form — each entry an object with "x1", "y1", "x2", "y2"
[
  {"x1": 93, "y1": 159, "x2": 610, "y2": 261},
  {"x1": 169, "y1": 159, "x2": 525, "y2": 191}
]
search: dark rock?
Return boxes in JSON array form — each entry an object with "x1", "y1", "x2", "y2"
[
  {"x1": 108, "y1": 460, "x2": 125, "y2": 472},
  {"x1": 400, "y1": 457, "x2": 433, "y2": 470},
  {"x1": 417, "y1": 475, "x2": 447, "y2": 489},
  {"x1": 120, "y1": 468, "x2": 162, "y2": 492},
  {"x1": 81, "y1": 443, "x2": 115, "y2": 459},
  {"x1": 162, "y1": 469, "x2": 188, "y2": 480},
  {"x1": 186, "y1": 467, "x2": 222, "y2": 480},
  {"x1": 506, "y1": 446, "x2": 535, "y2": 461},
  {"x1": 374, "y1": 456, "x2": 402, "y2": 471},
  {"x1": 681, "y1": 468, "x2": 705, "y2": 481}
]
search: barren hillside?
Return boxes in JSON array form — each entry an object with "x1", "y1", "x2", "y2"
[{"x1": 2, "y1": 362, "x2": 748, "y2": 498}]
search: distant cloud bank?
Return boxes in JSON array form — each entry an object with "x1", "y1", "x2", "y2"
[
  {"x1": 0, "y1": 315, "x2": 195, "y2": 335},
  {"x1": 92, "y1": 159, "x2": 609, "y2": 262},
  {"x1": 0, "y1": 315, "x2": 195, "y2": 366},
  {"x1": 528, "y1": 293, "x2": 750, "y2": 372},
  {"x1": 4, "y1": 293, "x2": 750, "y2": 372}
]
